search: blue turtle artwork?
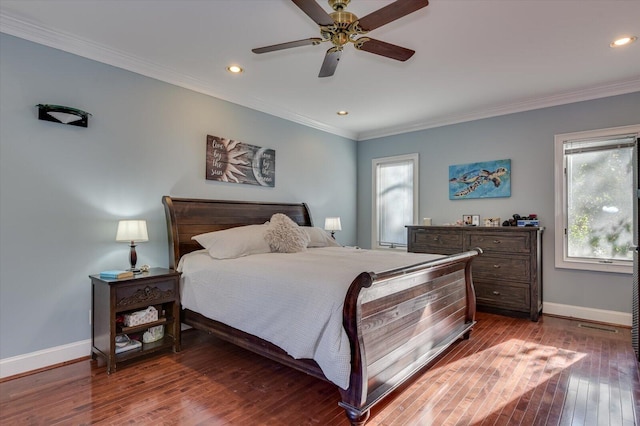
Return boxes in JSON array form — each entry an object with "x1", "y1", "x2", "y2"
[{"x1": 448, "y1": 159, "x2": 511, "y2": 200}]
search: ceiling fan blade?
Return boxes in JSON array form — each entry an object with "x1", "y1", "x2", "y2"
[
  {"x1": 355, "y1": 38, "x2": 415, "y2": 61},
  {"x1": 291, "y1": 0, "x2": 334, "y2": 26},
  {"x1": 358, "y1": 0, "x2": 429, "y2": 32},
  {"x1": 252, "y1": 38, "x2": 323, "y2": 54},
  {"x1": 318, "y1": 48, "x2": 342, "y2": 78}
]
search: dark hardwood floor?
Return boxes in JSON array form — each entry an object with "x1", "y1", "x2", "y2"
[{"x1": 2, "y1": 312, "x2": 638, "y2": 425}]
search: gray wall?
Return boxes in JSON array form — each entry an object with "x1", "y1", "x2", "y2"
[
  {"x1": 2, "y1": 31, "x2": 638, "y2": 364},
  {"x1": 357, "y1": 91, "x2": 640, "y2": 314},
  {"x1": 0, "y1": 34, "x2": 357, "y2": 359}
]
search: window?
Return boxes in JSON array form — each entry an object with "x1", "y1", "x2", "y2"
[
  {"x1": 372, "y1": 153, "x2": 418, "y2": 249},
  {"x1": 554, "y1": 125, "x2": 639, "y2": 273}
]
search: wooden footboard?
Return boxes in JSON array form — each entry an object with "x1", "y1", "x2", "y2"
[{"x1": 339, "y1": 249, "x2": 480, "y2": 425}]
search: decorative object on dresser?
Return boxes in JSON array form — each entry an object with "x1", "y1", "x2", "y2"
[
  {"x1": 408, "y1": 225, "x2": 542, "y2": 321},
  {"x1": 503, "y1": 213, "x2": 539, "y2": 227},
  {"x1": 484, "y1": 217, "x2": 501, "y2": 227},
  {"x1": 115, "y1": 219, "x2": 149, "y2": 273},
  {"x1": 162, "y1": 195, "x2": 480, "y2": 426},
  {"x1": 90, "y1": 268, "x2": 181, "y2": 374}
]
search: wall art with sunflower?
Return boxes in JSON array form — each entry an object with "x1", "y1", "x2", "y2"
[{"x1": 206, "y1": 135, "x2": 275, "y2": 187}]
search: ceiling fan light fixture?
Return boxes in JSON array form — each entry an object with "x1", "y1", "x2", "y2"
[
  {"x1": 251, "y1": 0, "x2": 429, "y2": 78},
  {"x1": 226, "y1": 65, "x2": 244, "y2": 74},
  {"x1": 610, "y1": 36, "x2": 636, "y2": 47}
]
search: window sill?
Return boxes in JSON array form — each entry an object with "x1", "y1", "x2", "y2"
[{"x1": 555, "y1": 259, "x2": 633, "y2": 274}]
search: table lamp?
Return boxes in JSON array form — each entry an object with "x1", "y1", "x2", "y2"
[
  {"x1": 116, "y1": 220, "x2": 149, "y2": 273},
  {"x1": 324, "y1": 217, "x2": 342, "y2": 239}
]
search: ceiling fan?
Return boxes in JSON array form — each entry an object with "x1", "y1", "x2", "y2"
[{"x1": 252, "y1": 0, "x2": 429, "y2": 78}]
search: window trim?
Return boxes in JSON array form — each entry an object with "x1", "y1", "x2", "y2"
[
  {"x1": 554, "y1": 124, "x2": 639, "y2": 274},
  {"x1": 371, "y1": 153, "x2": 419, "y2": 250}
]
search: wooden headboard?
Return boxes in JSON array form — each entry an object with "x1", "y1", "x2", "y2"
[{"x1": 162, "y1": 196, "x2": 314, "y2": 269}]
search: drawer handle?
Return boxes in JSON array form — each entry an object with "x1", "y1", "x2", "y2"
[
  {"x1": 493, "y1": 264, "x2": 501, "y2": 269},
  {"x1": 492, "y1": 291, "x2": 501, "y2": 295},
  {"x1": 493, "y1": 240, "x2": 501, "y2": 244}
]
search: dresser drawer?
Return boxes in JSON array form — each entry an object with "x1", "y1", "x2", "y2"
[
  {"x1": 409, "y1": 229, "x2": 462, "y2": 254},
  {"x1": 472, "y1": 255, "x2": 530, "y2": 281},
  {"x1": 474, "y1": 281, "x2": 530, "y2": 312},
  {"x1": 465, "y1": 232, "x2": 531, "y2": 254}
]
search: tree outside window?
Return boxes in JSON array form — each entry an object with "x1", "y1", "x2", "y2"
[{"x1": 555, "y1": 125, "x2": 639, "y2": 273}]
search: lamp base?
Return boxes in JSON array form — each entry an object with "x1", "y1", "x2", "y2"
[{"x1": 128, "y1": 243, "x2": 141, "y2": 274}]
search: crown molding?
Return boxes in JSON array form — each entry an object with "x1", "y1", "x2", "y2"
[
  {"x1": 2, "y1": 11, "x2": 637, "y2": 143},
  {"x1": 0, "y1": 12, "x2": 357, "y2": 140},
  {"x1": 357, "y1": 78, "x2": 640, "y2": 141}
]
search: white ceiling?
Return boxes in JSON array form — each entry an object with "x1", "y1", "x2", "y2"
[{"x1": 1, "y1": 0, "x2": 639, "y2": 141}]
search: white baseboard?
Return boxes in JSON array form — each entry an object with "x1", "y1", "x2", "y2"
[
  {"x1": 1, "y1": 325, "x2": 191, "y2": 380},
  {"x1": 0, "y1": 305, "x2": 632, "y2": 380},
  {"x1": 543, "y1": 302, "x2": 632, "y2": 327},
  {"x1": 0, "y1": 339, "x2": 91, "y2": 380}
]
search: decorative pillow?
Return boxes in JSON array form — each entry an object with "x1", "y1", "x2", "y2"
[
  {"x1": 264, "y1": 213, "x2": 310, "y2": 253},
  {"x1": 192, "y1": 224, "x2": 271, "y2": 259},
  {"x1": 303, "y1": 226, "x2": 341, "y2": 248}
]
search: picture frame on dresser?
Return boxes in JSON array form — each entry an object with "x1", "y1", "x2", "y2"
[{"x1": 463, "y1": 215, "x2": 480, "y2": 226}]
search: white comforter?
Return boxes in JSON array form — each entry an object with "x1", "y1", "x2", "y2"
[{"x1": 178, "y1": 247, "x2": 443, "y2": 389}]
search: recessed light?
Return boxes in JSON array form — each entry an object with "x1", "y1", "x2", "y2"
[
  {"x1": 610, "y1": 36, "x2": 637, "y2": 47},
  {"x1": 337, "y1": 110, "x2": 349, "y2": 116},
  {"x1": 226, "y1": 65, "x2": 243, "y2": 73}
]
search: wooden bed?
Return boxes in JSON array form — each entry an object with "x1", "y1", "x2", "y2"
[{"x1": 162, "y1": 196, "x2": 481, "y2": 425}]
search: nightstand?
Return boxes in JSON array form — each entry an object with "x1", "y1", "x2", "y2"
[{"x1": 90, "y1": 267, "x2": 181, "y2": 373}]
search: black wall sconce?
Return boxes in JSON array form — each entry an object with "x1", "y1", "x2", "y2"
[{"x1": 36, "y1": 104, "x2": 91, "y2": 128}]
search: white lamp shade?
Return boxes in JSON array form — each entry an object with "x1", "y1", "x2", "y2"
[
  {"x1": 116, "y1": 220, "x2": 149, "y2": 242},
  {"x1": 324, "y1": 217, "x2": 342, "y2": 232}
]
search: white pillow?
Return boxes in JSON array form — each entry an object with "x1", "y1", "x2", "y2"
[
  {"x1": 264, "y1": 213, "x2": 310, "y2": 253},
  {"x1": 303, "y1": 226, "x2": 341, "y2": 248},
  {"x1": 192, "y1": 224, "x2": 271, "y2": 259}
]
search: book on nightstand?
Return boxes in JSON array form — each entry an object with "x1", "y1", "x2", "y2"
[{"x1": 100, "y1": 270, "x2": 134, "y2": 279}]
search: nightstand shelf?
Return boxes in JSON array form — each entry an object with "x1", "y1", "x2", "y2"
[
  {"x1": 119, "y1": 317, "x2": 168, "y2": 334},
  {"x1": 115, "y1": 336, "x2": 176, "y2": 362},
  {"x1": 90, "y1": 267, "x2": 181, "y2": 373}
]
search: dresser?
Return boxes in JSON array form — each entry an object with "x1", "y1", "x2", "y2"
[{"x1": 407, "y1": 226, "x2": 543, "y2": 321}]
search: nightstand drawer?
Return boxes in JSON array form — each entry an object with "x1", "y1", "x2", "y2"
[
  {"x1": 465, "y1": 232, "x2": 531, "y2": 254},
  {"x1": 472, "y1": 255, "x2": 530, "y2": 281},
  {"x1": 115, "y1": 280, "x2": 177, "y2": 310},
  {"x1": 409, "y1": 228, "x2": 462, "y2": 254},
  {"x1": 474, "y1": 281, "x2": 530, "y2": 311}
]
